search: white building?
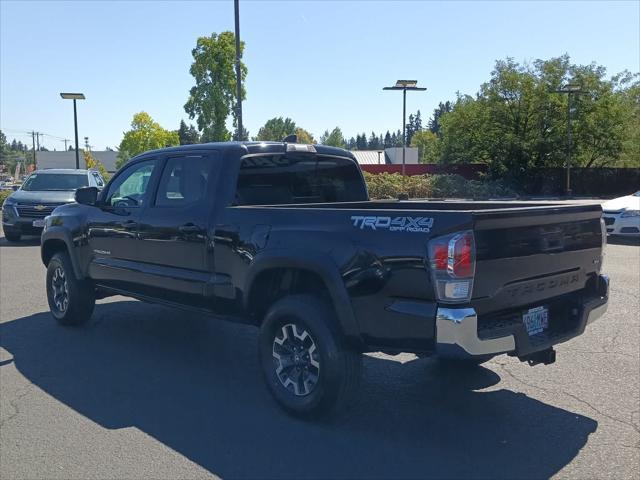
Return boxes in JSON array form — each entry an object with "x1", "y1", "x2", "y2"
[
  {"x1": 351, "y1": 147, "x2": 418, "y2": 165},
  {"x1": 36, "y1": 151, "x2": 119, "y2": 173}
]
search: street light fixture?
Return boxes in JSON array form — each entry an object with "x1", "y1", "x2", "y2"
[
  {"x1": 383, "y1": 80, "x2": 426, "y2": 177},
  {"x1": 553, "y1": 83, "x2": 583, "y2": 197},
  {"x1": 60, "y1": 92, "x2": 85, "y2": 169}
]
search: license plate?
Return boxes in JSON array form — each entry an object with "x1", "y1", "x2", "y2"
[
  {"x1": 32, "y1": 219, "x2": 45, "y2": 228},
  {"x1": 523, "y1": 306, "x2": 549, "y2": 336}
]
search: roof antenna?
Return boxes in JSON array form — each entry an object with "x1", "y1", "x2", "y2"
[{"x1": 282, "y1": 134, "x2": 297, "y2": 143}]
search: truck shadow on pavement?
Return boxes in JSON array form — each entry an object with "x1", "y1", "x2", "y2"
[
  {"x1": 1, "y1": 300, "x2": 597, "y2": 479},
  {"x1": 0, "y1": 236, "x2": 41, "y2": 247}
]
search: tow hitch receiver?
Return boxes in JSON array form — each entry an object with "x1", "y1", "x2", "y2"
[{"x1": 520, "y1": 347, "x2": 556, "y2": 366}]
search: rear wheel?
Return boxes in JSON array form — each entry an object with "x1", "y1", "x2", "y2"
[
  {"x1": 3, "y1": 229, "x2": 21, "y2": 242},
  {"x1": 259, "y1": 294, "x2": 362, "y2": 418},
  {"x1": 46, "y1": 252, "x2": 95, "y2": 326}
]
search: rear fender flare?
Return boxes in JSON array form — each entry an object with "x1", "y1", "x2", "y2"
[{"x1": 244, "y1": 249, "x2": 360, "y2": 339}]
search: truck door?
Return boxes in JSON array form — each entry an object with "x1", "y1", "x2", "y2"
[
  {"x1": 136, "y1": 152, "x2": 220, "y2": 305},
  {"x1": 87, "y1": 158, "x2": 158, "y2": 289}
]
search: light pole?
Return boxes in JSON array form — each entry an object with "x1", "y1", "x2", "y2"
[
  {"x1": 554, "y1": 83, "x2": 582, "y2": 197},
  {"x1": 60, "y1": 92, "x2": 85, "y2": 169},
  {"x1": 383, "y1": 80, "x2": 426, "y2": 177},
  {"x1": 234, "y1": 0, "x2": 243, "y2": 141}
]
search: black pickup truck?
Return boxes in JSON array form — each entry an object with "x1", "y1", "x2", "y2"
[{"x1": 40, "y1": 141, "x2": 609, "y2": 417}]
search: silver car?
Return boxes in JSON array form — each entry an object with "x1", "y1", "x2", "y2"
[{"x1": 1, "y1": 169, "x2": 105, "y2": 242}]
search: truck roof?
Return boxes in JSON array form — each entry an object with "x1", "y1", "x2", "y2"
[{"x1": 135, "y1": 141, "x2": 356, "y2": 160}]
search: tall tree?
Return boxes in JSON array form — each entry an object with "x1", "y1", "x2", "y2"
[
  {"x1": 438, "y1": 55, "x2": 639, "y2": 181},
  {"x1": 405, "y1": 110, "x2": 422, "y2": 145},
  {"x1": 383, "y1": 131, "x2": 392, "y2": 149},
  {"x1": 184, "y1": 32, "x2": 247, "y2": 142},
  {"x1": 320, "y1": 127, "x2": 346, "y2": 148},
  {"x1": 410, "y1": 130, "x2": 441, "y2": 163},
  {"x1": 117, "y1": 112, "x2": 179, "y2": 168},
  {"x1": 295, "y1": 127, "x2": 315, "y2": 144},
  {"x1": 367, "y1": 131, "x2": 381, "y2": 149},
  {"x1": 355, "y1": 133, "x2": 367, "y2": 150},
  {"x1": 255, "y1": 117, "x2": 297, "y2": 141},
  {"x1": 395, "y1": 130, "x2": 403, "y2": 147},
  {"x1": 428, "y1": 101, "x2": 453, "y2": 137},
  {"x1": 178, "y1": 119, "x2": 200, "y2": 145}
]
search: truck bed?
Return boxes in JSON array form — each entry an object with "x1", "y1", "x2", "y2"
[{"x1": 231, "y1": 200, "x2": 603, "y2": 320}]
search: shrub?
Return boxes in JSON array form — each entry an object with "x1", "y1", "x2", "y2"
[
  {"x1": 363, "y1": 172, "x2": 517, "y2": 200},
  {"x1": 0, "y1": 189, "x2": 12, "y2": 205}
]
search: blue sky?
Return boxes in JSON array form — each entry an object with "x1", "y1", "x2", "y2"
[{"x1": 1, "y1": 0, "x2": 638, "y2": 150}]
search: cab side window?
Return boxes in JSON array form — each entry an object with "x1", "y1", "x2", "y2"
[
  {"x1": 154, "y1": 156, "x2": 212, "y2": 207},
  {"x1": 105, "y1": 160, "x2": 156, "y2": 207}
]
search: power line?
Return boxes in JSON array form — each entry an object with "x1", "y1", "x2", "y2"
[{"x1": 2, "y1": 128, "x2": 69, "y2": 141}]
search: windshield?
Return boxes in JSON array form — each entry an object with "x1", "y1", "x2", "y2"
[
  {"x1": 21, "y1": 173, "x2": 88, "y2": 191},
  {"x1": 235, "y1": 154, "x2": 367, "y2": 205}
]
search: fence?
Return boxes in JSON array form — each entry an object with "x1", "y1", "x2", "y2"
[{"x1": 518, "y1": 168, "x2": 640, "y2": 197}]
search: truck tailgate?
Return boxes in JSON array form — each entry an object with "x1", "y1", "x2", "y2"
[{"x1": 471, "y1": 204, "x2": 603, "y2": 315}]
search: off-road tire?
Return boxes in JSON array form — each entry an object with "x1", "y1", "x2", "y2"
[
  {"x1": 259, "y1": 294, "x2": 362, "y2": 418},
  {"x1": 46, "y1": 252, "x2": 95, "y2": 326}
]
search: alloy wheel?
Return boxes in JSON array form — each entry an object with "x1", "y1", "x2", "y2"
[
  {"x1": 272, "y1": 323, "x2": 321, "y2": 396},
  {"x1": 51, "y1": 266, "x2": 69, "y2": 314}
]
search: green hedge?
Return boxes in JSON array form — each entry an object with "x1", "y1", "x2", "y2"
[{"x1": 363, "y1": 172, "x2": 517, "y2": 200}]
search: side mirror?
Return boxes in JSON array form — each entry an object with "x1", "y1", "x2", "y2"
[
  {"x1": 12, "y1": 185, "x2": 19, "y2": 191},
  {"x1": 75, "y1": 186, "x2": 99, "y2": 206}
]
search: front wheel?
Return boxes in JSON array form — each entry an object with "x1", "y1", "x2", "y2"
[
  {"x1": 46, "y1": 252, "x2": 95, "y2": 326},
  {"x1": 259, "y1": 294, "x2": 362, "y2": 418}
]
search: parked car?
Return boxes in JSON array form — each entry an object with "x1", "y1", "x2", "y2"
[
  {"x1": 2, "y1": 168, "x2": 105, "y2": 242},
  {"x1": 602, "y1": 191, "x2": 640, "y2": 236},
  {"x1": 40, "y1": 142, "x2": 608, "y2": 418}
]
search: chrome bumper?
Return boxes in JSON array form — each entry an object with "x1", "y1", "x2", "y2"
[
  {"x1": 436, "y1": 275, "x2": 609, "y2": 358},
  {"x1": 436, "y1": 308, "x2": 515, "y2": 357}
]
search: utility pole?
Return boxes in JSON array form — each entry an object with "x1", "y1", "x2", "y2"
[
  {"x1": 553, "y1": 83, "x2": 583, "y2": 197},
  {"x1": 31, "y1": 131, "x2": 37, "y2": 168},
  {"x1": 234, "y1": 0, "x2": 243, "y2": 141},
  {"x1": 36, "y1": 132, "x2": 41, "y2": 152},
  {"x1": 62, "y1": 139, "x2": 70, "y2": 150}
]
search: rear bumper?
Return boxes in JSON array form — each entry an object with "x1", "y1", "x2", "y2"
[{"x1": 436, "y1": 275, "x2": 609, "y2": 358}]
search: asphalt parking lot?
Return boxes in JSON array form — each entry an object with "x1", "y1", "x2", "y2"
[{"x1": 1, "y1": 233, "x2": 638, "y2": 479}]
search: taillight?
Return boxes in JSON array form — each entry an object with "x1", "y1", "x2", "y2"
[{"x1": 428, "y1": 230, "x2": 476, "y2": 303}]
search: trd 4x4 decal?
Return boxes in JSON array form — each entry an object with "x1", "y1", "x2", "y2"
[{"x1": 351, "y1": 216, "x2": 434, "y2": 233}]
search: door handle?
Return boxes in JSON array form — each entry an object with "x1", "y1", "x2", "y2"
[
  {"x1": 178, "y1": 223, "x2": 202, "y2": 233},
  {"x1": 121, "y1": 220, "x2": 137, "y2": 230}
]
